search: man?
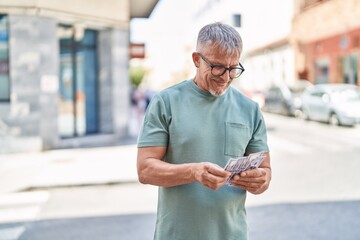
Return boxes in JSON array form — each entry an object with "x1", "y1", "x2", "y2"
[{"x1": 137, "y1": 22, "x2": 271, "y2": 240}]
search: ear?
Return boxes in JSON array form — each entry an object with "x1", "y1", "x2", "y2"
[{"x1": 192, "y1": 52, "x2": 200, "y2": 68}]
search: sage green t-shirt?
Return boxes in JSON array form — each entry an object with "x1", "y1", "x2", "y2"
[{"x1": 138, "y1": 80, "x2": 269, "y2": 240}]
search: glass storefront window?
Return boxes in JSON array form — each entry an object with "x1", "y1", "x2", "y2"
[
  {"x1": 58, "y1": 25, "x2": 99, "y2": 137},
  {"x1": 0, "y1": 15, "x2": 9, "y2": 102}
]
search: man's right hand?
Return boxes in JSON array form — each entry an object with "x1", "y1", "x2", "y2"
[{"x1": 193, "y1": 163, "x2": 231, "y2": 190}]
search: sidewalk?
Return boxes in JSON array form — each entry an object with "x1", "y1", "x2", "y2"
[{"x1": 0, "y1": 143, "x2": 139, "y2": 194}]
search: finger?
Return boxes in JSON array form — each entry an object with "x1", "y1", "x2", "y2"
[
  {"x1": 232, "y1": 172, "x2": 265, "y2": 182},
  {"x1": 198, "y1": 164, "x2": 228, "y2": 185},
  {"x1": 207, "y1": 164, "x2": 231, "y2": 178},
  {"x1": 204, "y1": 179, "x2": 226, "y2": 190},
  {"x1": 232, "y1": 176, "x2": 266, "y2": 187},
  {"x1": 232, "y1": 181, "x2": 261, "y2": 191},
  {"x1": 233, "y1": 176, "x2": 266, "y2": 184},
  {"x1": 206, "y1": 172, "x2": 228, "y2": 185},
  {"x1": 240, "y1": 168, "x2": 265, "y2": 178},
  {"x1": 232, "y1": 180, "x2": 258, "y2": 188}
]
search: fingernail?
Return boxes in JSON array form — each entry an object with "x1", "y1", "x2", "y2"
[{"x1": 241, "y1": 172, "x2": 246, "y2": 177}]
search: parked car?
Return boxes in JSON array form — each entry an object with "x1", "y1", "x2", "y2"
[
  {"x1": 263, "y1": 80, "x2": 312, "y2": 116},
  {"x1": 300, "y1": 84, "x2": 360, "y2": 126}
]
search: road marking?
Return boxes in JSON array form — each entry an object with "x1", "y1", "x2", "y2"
[
  {"x1": 0, "y1": 226, "x2": 25, "y2": 240},
  {"x1": 0, "y1": 191, "x2": 49, "y2": 224},
  {"x1": 0, "y1": 191, "x2": 49, "y2": 208}
]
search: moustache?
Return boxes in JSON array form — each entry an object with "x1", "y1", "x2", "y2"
[{"x1": 210, "y1": 77, "x2": 232, "y2": 84}]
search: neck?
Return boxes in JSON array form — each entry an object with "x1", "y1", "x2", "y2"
[{"x1": 193, "y1": 77, "x2": 208, "y2": 93}]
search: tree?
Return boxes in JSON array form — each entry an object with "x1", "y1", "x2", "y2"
[{"x1": 130, "y1": 65, "x2": 145, "y2": 87}]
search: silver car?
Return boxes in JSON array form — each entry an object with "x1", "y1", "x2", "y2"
[{"x1": 300, "y1": 84, "x2": 360, "y2": 126}]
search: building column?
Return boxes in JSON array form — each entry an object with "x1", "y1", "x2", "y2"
[
  {"x1": 98, "y1": 28, "x2": 130, "y2": 140},
  {"x1": 9, "y1": 15, "x2": 59, "y2": 150}
]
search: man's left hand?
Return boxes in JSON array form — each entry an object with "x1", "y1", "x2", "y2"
[{"x1": 230, "y1": 167, "x2": 271, "y2": 194}]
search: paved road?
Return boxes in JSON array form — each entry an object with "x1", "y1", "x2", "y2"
[
  {"x1": 1, "y1": 113, "x2": 360, "y2": 239},
  {"x1": 1, "y1": 197, "x2": 359, "y2": 240}
]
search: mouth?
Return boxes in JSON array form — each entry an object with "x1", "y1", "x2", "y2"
[
  {"x1": 211, "y1": 78, "x2": 228, "y2": 87},
  {"x1": 211, "y1": 76, "x2": 231, "y2": 83}
]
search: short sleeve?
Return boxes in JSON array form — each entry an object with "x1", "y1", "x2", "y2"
[
  {"x1": 245, "y1": 105, "x2": 269, "y2": 153},
  {"x1": 137, "y1": 94, "x2": 170, "y2": 147}
]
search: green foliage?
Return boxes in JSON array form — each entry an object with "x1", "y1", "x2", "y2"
[{"x1": 130, "y1": 66, "x2": 145, "y2": 87}]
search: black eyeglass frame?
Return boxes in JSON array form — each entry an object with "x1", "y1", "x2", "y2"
[{"x1": 197, "y1": 52, "x2": 245, "y2": 79}]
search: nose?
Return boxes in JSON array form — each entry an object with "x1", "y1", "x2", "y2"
[{"x1": 220, "y1": 70, "x2": 231, "y2": 83}]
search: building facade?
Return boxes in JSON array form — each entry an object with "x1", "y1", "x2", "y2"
[
  {"x1": 0, "y1": 0, "x2": 158, "y2": 153},
  {"x1": 292, "y1": 0, "x2": 360, "y2": 85},
  {"x1": 243, "y1": 39, "x2": 295, "y2": 91}
]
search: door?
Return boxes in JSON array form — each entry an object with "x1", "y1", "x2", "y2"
[
  {"x1": 342, "y1": 53, "x2": 358, "y2": 85},
  {"x1": 58, "y1": 26, "x2": 98, "y2": 138},
  {"x1": 307, "y1": 91, "x2": 326, "y2": 120}
]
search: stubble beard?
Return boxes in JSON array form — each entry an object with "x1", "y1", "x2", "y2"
[
  {"x1": 208, "y1": 79, "x2": 230, "y2": 97},
  {"x1": 209, "y1": 87, "x2": 228, "y2": 97}
]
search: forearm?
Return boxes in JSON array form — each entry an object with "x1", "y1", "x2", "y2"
[
  {"x1": 138, "y1": 157, "x2": 196, "y2": 187},
  {"x1": 137, "y1": 147, "x2": 231, "y2": 190}
]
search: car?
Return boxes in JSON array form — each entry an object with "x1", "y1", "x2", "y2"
[
  {"x1": 262, "y1": 80, "x2": 312, "y2": 116},
  {"x1": 299, "y1": 84, "x2": 360, "y2": 126}
]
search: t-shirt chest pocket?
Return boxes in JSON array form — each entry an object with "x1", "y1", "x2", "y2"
[{"x1": 225, "y1": 122, "x2": 251, "y2": 157}]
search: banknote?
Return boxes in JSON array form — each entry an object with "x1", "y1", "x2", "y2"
[{"x1": 224, "y1": 152, "x2": 265, "y2": 185}]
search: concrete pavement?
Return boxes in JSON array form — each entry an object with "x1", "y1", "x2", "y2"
[
  {"x1": 0, "y1": 143, "x2": 139, "y2": 194},
  {"x1": 0, "y1": 141, "x2": 142, "y2": 225}
]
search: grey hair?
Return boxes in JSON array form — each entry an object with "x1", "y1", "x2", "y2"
[{"x1": 196, "y1": 22, "x2": 243, "y2": 56}]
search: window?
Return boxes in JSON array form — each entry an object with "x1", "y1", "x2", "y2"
[
  {"x1": 233, "y1": 14, "x2": 241, "y2": 28},
  {"x1": 0, "y1": 15, "x2": 9, "y2": 102},
  {"x1": 310, "y1": 91, "x2": 325, "y2": 98},
  {"x1": 314, "y1": 59, "x2": 329, "y2": 84},
  {"x1": 58, "y1": 25, "x2": 99, "y2": 137},
  {"x1": 342, "y1": 54, "x2": 358, "y2": 85}
]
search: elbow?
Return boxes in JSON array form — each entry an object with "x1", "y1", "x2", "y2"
[
  {"x1": 137, "y1": 173, "x2": 147, "y2": 184},
  {"x1": 137, "y1": 167, "x2": 149, "y2": 185}
]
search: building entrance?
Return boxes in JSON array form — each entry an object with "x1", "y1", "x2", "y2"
[
  {"x1": 341, "y1": 53, "x2": 358, "y2": 85},
  {"x1": 58, "y1": 26, "x2": 99, "y2": 137}
]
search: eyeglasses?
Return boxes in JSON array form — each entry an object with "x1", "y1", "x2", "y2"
[{"x1": 197, "y1": 52, "x2": 245, "y2": 79}]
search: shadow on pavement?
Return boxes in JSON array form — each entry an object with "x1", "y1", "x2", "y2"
[{"x1": 0, "y1": 200, "x2": 359, "y2": 240}]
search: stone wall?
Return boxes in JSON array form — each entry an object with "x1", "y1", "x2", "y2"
[{"x1": 0, "y1": 15, "x2": 59, "y2": 152}]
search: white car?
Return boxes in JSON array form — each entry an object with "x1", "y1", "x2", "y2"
[
  {"x1": 300, "y1": 84, "x2": 360, "y2": 126},
  {"x1": 263, "y1": 80, "x2": 312, "y2": 117}
]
